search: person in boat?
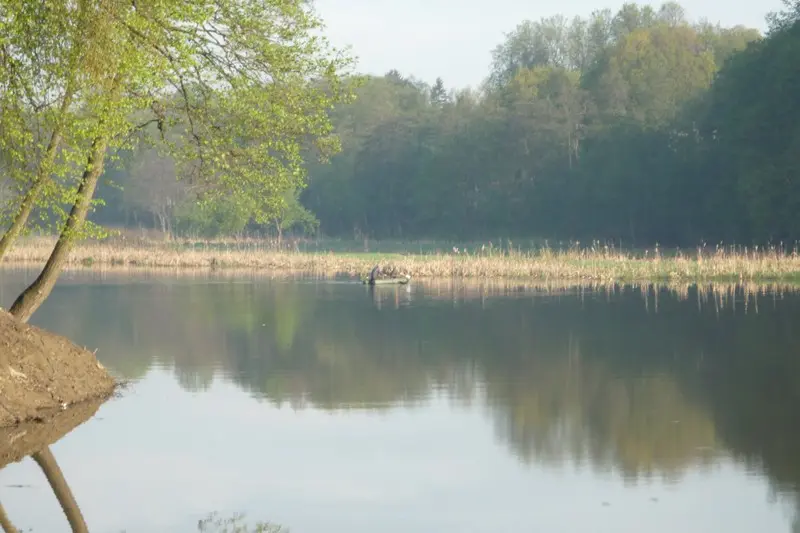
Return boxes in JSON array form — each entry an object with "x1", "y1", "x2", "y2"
[
  {"x1": 368, "y1": 263, "x2": 411, "y2": 283},
  {"x1": 369, "y1": 264, "x2": 381, "y2": 283}
]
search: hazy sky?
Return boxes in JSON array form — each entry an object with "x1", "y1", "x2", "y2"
[{"x1": 312, "y1": 0, "x2": 786, "y2": 89}]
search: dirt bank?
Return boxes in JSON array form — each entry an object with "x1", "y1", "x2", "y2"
[{"x1": 0, "y1": 310, "x2": 116, "y2": 427}]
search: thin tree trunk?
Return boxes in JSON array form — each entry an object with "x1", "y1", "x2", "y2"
[
  {"x1": 157, "y1": 210, "x2": 167, "y2": 235},
  {"x1": 9, "y1": 135, "x2": 109, "y2": 322},
  {"x1": 31, "y1": 447, "x2": 88, "y2": 533},
  {"x1": 0, "y1": 500, "x2": 20, "y2": 533},
  {"x1": 0, "y1": 87, "x2": 74, "y2": 261},
  {"x1": 165, "y1": 209, "x2": 173, "y2": 240}
]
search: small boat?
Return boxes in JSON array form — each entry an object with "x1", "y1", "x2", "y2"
[
  {"x1": 362, "y1": 276, "x2": 410, "y2": 285},
  {"x1": 362, "y1": 264, "x2": 411, "y2": 285}
]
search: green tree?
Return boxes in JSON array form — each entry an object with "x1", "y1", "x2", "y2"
[
  {"x1": 2, "y1": 0, "x2": 355, "y2": 321},
  {"x1": 429, "y1": 77, "x2": 449, "y2": 107},
  {"x1": 611, "y1": 2, "x2": 657, "y2": 39},
  {"x1": 32, "y1": 1, "x2": 787, "y2": 248},
  {"x1": 767, "y1": 0, "x2": 800, "y2": 33},
  {"x1": 0, "y1": 0, "x2": 117, "y2": 257},
  {"x1": 698, "y1": 18, "x2": 800, "y2": 241},
  {"x1": 123, "y1": 145, "x2": 186, "y2": 236},
  {"x1": 589, "y1": 24, "x2": 717, "y2": 127},
  {"x1": 694, "y1": 22, "x2": 762, "y2": 66},
  {"x1": 302, "y1": 73, "x2": 431, "y2": 238},
  {"x1": 174, "y1": 196, "x2": 252, "y2": 238},
  {"x1": 488, "y1": 14, "x2": 588, "y2": 87},
  {"x1": 270, "y1": 188, "x2": 319, "y2": 244}
]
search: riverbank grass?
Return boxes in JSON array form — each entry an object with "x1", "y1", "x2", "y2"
[{"x1": 4, "y1": 237, "x2": 800, "y2": 282}]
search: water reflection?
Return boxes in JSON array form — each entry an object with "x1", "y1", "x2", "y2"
[
  {"x1": 1, "y1": 270, "x2": 800, "y2": 530},
  {"x1": 0, "y1": 399, "x2": 104, "y2": 533},
  {"x1": 0, "y1": 396, "x2": 282, "y2": 533}
]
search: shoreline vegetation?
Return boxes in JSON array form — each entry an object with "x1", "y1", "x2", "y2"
[
  {"x1": 4, "y1": 258, "x2": 798, "y2": 300},
  {"x1": 4, "y1": 236, "x2": 800, "y2": 284}
]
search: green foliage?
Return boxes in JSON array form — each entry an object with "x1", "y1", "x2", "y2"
[
  {"x1": 273, "y1": 188, "x2": 319, "y2": 236},
  {"x1": 698, "y1": 19, "x2": 800, "y2": 241},
  {"x1": 429, "y1": 77, "x2": 449, "y2": 106},
  {"x1": 767, "y1": 0, "x2": 800, "y2": 34},
  {"x1": 591, "y1": 23, "x2": 716, "y2": 126},
  {"x1": 0, "y1": 0, "x2": 99, "y2": 232},
  {"x1": 128, "y1": 0, "x2": 357, "y2": 228},
  {"x1": 8, "y1": 0, "x2": 789, "y2": 247},
  {"x1": 174, "y1": 197, "x2": 253, "y2": 238},
  {"x1": 295, "y1": 1, "x2": 778, "y2": 246},
  {"x1": 0, "y1": 0, "x2": 356, "y2": 246}
]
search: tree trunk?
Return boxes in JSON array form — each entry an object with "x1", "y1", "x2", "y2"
[
  {"x1": 165, "y1": 211, "x2": 173, "y2": 240},
  {"x1": 9, "y1": 135, "x2": 109, "y2": 323},
  {"x1": 0, "y1": 500, "x2": 20, "y2": 533},
  {"x1": 0, "y1": 87, "x2": 74, "y2": 261},
  {"x1": 31, "y1": 447, "x2": 88, "y2": 533}
]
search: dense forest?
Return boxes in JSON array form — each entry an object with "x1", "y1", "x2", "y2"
[{"x1": 55, "y1": 1, "x2": 800, "y2": 245}]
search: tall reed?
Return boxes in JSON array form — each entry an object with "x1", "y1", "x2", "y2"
[{"x1": 5, "y1": 237, "x2": 800, "y2": 282}]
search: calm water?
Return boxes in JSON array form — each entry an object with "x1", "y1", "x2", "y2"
[{"x1": 0, "y1": 270, "x2": 799, "y2": 532}]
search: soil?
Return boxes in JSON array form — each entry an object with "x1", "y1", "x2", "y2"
[{"x1": 0, "y1": 310, "x2": 116, "y2": 427}]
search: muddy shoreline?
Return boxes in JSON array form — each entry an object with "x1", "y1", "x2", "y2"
[{"x1": 0, "y1": 310, "x2": 116, "y2": 428}]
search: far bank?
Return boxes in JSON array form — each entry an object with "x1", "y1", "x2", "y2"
[{"x1": 4, "y1": 237, "x2": 800, "y2": 283}]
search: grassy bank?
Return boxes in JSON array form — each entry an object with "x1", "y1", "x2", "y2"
[{"x1": 4, "y1": 237, "x2": 800, "y2": 283}]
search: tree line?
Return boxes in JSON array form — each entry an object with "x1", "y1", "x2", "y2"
[
  {"x1": 77, "y1": 1, "x2": 800, "y2": 246},
  {"x1": 301, "y1": 0, "x2": 800, "y2": 246},
  {"x1": 2, "y1": 1, "x2": 799, "y2": 252}
]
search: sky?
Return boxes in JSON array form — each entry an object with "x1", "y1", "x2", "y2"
[{"x1": 311, "y1": 0, "x2": 787, "y2": 90}]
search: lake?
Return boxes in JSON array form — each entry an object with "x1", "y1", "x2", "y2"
[{"x1": 0, "y1": 269, "x2": 799, "y2": 533}]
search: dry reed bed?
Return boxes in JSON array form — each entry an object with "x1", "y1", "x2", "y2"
[
  {"x1": 5, "y1": 238, "x2": 800, "y2": 282},
  {"x1": 3, "y1": 261, "x2": 795, "y2": 314},
  {"x1": 381, "y1": 278, "x2": 800, "y2": 313}
]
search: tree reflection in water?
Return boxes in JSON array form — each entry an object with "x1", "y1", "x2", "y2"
[
  {"x1": 0, "y1": 403, "x2": 282, "y2": 533},
  {"x1": 19, "y1": 276, "x2": 800, "y2": 528},
  {"x1": 0, "y1": 399, "x2": 101, "y2": 533}
]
